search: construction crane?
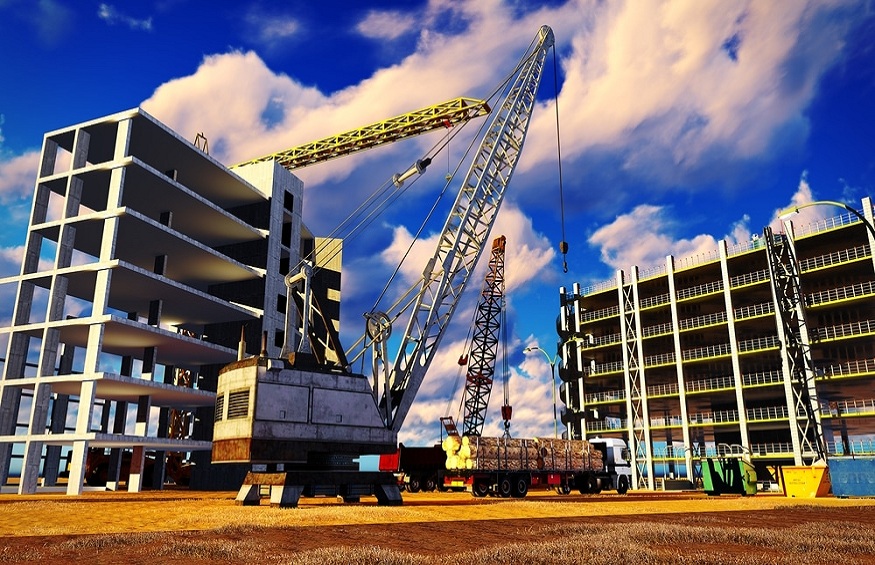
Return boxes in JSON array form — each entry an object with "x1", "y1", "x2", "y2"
[
  {"x1": 233, "y1": 97, "x2": 490, "y2": 171},
  {"x1": 212, "y1": 25, "x2": 556, "y2": 507},
  {"x1": 443, "y1": 235, "x2": 508, "y2": 438}
]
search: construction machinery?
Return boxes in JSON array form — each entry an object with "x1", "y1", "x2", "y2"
[
  {"x1": 442, "y1": 235, "x2": 508, "y2": 439},
  {"x1": 211, "y1": 25, "x2": 556, "y2": 507}
]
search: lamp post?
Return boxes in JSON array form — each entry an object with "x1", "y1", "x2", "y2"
[
  {"x1": 523, "y1": 346, "x2": 559, "y2": 439},
  {"x1": 779, "y1": 200, "x2": 875, "y2": 240}
]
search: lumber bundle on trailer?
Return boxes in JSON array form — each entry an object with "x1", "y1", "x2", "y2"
[{"x1": 442, "y1": 435, "x2": 604, "y2": 472}]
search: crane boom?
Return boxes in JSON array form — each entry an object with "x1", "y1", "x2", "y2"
[
  {"x1": 461, "y1": 235, "x2": 507, "y2": 437},
  {"x1": 233, "y1": 97, "x2": 490, "y2": 171},
  {"x1": 380, "y1": 25, "x2": 555, "y2": 433}
]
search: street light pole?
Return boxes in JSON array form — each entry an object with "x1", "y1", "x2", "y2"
[
  {"x1": 779, "y1": 200, "x2": 875, "y2": 240},
  {"x1": 523, "y1": 346, "x2": 559, "y2": 439}
]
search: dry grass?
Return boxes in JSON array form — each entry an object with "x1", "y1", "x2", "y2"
[{"x1": 2, "y1": 493, "x2": 874, "y2": 563}]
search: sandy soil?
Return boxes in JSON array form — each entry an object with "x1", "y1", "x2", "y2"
[{"x1": 1, "y1": 490, "x2": 874, "y2": 563}]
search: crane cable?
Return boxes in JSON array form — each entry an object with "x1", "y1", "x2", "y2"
[{"x1": 552, "y1": 45, "x2": 569, "y2": 273}]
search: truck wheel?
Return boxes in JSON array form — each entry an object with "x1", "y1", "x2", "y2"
[
  {"x1": 558, "y1": 483, "x2": 571, "y2": 495},
  {"x1": 497, "y1": 476, "x2": 513, "y2": 498},
  {"x1": 511, "y1": 477, "x2": 529, "y2": 498},
  {"x1": 408, "y1": 477, "x2": 421, "y2": 493},
  {"x1": 424, "y1": 477, "x2": 437, "y2": 492},
  {"x1": 617, "y1": 475, "x2": 629, "y2": 495},
  {"x1": 472, "y1": 481, "x2": 490, "y2": 498},
  {"x1": 589, "y1": 474, "x2": 602, "y2": 494}
]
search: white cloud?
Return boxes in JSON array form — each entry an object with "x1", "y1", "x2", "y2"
[
  {"x1": 97, "y1": 3, "x2": 152, "y2": 31},
  {"x1": 356, "y1": 10, "x2": 418, "y2": 40},
  {"x1": 243, "y1": 8, "x2": 300, "y2": 50},
  {"x1": 768, "y1": 170, "x2": 837, "y2": 232},
  {"x1": 589, "y1": 204, "x2": 747, "y2": 272},
  {"x1": 0, "y1": 151, "x2": 38, "y2": 203}
]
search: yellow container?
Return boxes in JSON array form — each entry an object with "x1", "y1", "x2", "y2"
[{"x1": 779, "y1": 465, "x2": 831, "y2": 498}]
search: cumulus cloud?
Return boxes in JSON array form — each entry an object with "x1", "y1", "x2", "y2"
[
  {"x1": 524, "y1": 0, "x2": 860, "y2": 187},
  {"x1": 589, "y1": 204, "x2": 748, "y2": 272},
  {"x1": 97, "y1": 3, "x2": 152, "y2": 31},
  {"x1": 356, "y1": 10, "x2": 418, "y2": 40},
  {"x1": 0, "y1": 151, "x2": 38, "y2": 203}
]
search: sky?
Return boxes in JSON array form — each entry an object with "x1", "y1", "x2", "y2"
[{"x1": 1, "y1": 0, "x2": 874, "y2": 447}]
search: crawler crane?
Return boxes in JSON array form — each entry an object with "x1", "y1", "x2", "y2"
[{"x1": 212, "y1": 25, "x2": 556, "y2": 507}]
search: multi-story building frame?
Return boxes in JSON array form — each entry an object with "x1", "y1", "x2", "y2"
[
  {"x1": 0, "y1": 108, "x2": 334, "y2": 495},
  {"x1": 557, "y1": 197, "x2": 875, "y2": 490}
]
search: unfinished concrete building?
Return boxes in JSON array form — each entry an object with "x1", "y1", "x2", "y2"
[{"x1": 0, "y1": 108, "x2": 336, "y2": 494}]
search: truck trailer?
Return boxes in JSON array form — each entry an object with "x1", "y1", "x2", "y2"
[{"x1": 388, "y1": 436, "x2": 632, "y2": 498}]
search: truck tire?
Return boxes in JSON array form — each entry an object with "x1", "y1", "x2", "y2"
[
  {"x1": 511, "y1": 476, "x2": 528, "y2": 498},
  {"x1": 408, "y1": 477, "x2": 421, "y2": 493},
  {"x1": 617, "y1": 475, "x2": 629, "y2": 495},
  {"x1": 472, "y1": 480, "x2": 490, "y2": 498},
  {"x1": 557, "y1": 483, "x2": 571, "y2": 495},
  {"x1": 497, "y1": 476, "x2": 513, "y2": 498},
  {"x1": 424, "y1": 477, "x2": 437, "y2": 492}
]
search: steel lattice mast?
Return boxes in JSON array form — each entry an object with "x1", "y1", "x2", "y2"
[
  {"x1": 461, "y1": 236, "x2": 507, "y2": 437},
  {"x1": 379, "y1": 25, "x2": 555, "y2": 432},
  {"x1": 233, "y1": 97, "x2": 490, "y2": 171}
]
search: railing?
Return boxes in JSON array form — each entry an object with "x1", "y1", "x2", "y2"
[
  {"x1": 644, "y1": 352, "x2": 676, "y2": 368},
  {"x1": 678, "y1": 311, "x2": 727, "y2": 331},
  {"x1": 726, "y1": 238, "x2": 761, "y2": 257},
  {"x1": 587, "y1": 332, "x2": 622, "y2": 347},
  {"x1": 646, "y1": 382, "x2": 679, "y2": 397},
  {"x1": 686, "y1": 375, "x2": 736, "y2": 393},
  {"x1": 812, "y1": 319, "x2": 875, "y2": 341},
  {"x1": 674, "y1": 249, "x2": 721, "y2": 271},
  {"x1": 746, "y1": 405, "x2": 789, "y2": 422},
  {"x1": 642, "y1": 322, "x2": 673, "y2": 338},
  {"x1": 640, "y1": 293, "x2": 670, "y2": 309},
  {"x1": 793, "y1": 209, "x2": 863, "y2": 238},
  {"x1": 579, "y1": 278, "x2": 617, "y2": 297},
  {"x1": 734, "y1": 302, "x2": 774, "y2": 320},
  {"x1": 742, "y1": 369, "x2": 783, "y2": 387},
  {"x1": 729, "y1": 268, "x2": 770, "y2": 288},
  {"x1": 676, "y1": 279, "x2": 723, "y2": 301},
  {"x1": 689, "y1": 409, "x2": 739, "y2": 425},
  {"x1": 650, "y1": 415, "x2": 684, "y2": 427},
  {"x1": 798, "y1": 244, "x2": 870, "y2": 272},
  {"x1": 585, "y1": 419, "x2": 627, "y2": 432},
  {"x1": 808, "y1": 280, "x2": 875, "y2": 307},
  {"x1": 585, "y1": 389, "x2": 626, "y2": 404},
  {"x1": 818, "y1": 358, "x2": 875, "y2": 378},
  {"x1": 828, "y1": 440, "x2": 875, "y2": 456},
  {"x1": 588, "y1": 361, "x2": 624, "y2": 375},
  {"x1": 682, "y1": 342, "x2": 732, "y2": 361},
  {"x1": 737, "y1": 335, "x2": 781, "y2": 353},
  {"x1": 822, "y1": 398, "x2": 875, "y2": 417},
  {"x1": 639, "y1": 264, "x2": 667, "y2": 280},
  {"x1": 749, "y1": 442, "x2": 795, "y2": 456},
  {"x1": 580, "y1": 304, "x2": 620, "y2": 323}
]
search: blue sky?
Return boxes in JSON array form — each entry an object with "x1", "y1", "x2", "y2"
[{"x1": 1, "y1": 0, "x2": 874, "y2": 446}]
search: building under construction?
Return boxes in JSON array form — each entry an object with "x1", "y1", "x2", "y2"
[
  {"x1": 0, "y1": 107, "x2": 341, "y2": 494},
  {"x1": 557, "y1": 197, "x2": 875, "y2": 490}
]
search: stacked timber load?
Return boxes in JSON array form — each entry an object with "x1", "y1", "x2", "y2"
[{"x1": 442, "y1": 435, "x2": 604, "y2": 472}]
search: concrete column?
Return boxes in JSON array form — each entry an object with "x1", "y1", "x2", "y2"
[
  {"x1": 66, "y1": 380, "x2": 97, "y2": 496},
  {"x1": 128, "y1": 395, "x2": 152, "y2": 492},
  {"x1": 106, "y1": 400, "x2": 128, "y2": 491}
]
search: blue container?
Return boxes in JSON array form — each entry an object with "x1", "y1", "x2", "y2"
[{"x1": 829, "y1": 456, "x2": 875, "y2": 497}]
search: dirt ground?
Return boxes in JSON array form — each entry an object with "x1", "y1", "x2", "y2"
[{"x1": 1, "y1": 489, "x2": 874, "y2": 564}]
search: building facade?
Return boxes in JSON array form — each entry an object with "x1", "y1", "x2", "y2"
[
  {"x1": 557, "y1": 197, "x2": 875, "y2": 490},
  {"x1": 0, "y1": 108, "x2": 334, "y2": 494}
]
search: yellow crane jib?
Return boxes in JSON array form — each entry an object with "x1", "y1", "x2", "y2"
[{"x1": 233, "y1": 96, "x2": 491, "y2": 171}]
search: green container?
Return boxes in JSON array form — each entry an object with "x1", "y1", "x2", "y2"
[{"x1": 702, "y1": 458, "x2": 757, "y2": 496}]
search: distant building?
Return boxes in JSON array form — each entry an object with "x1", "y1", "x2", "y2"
[
  {"x1": 557, "y1": 197, "x2": 875, "y2": 489},
  {"x1": 0, "y1": 108, "x2": 339, "y2": 494}
]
